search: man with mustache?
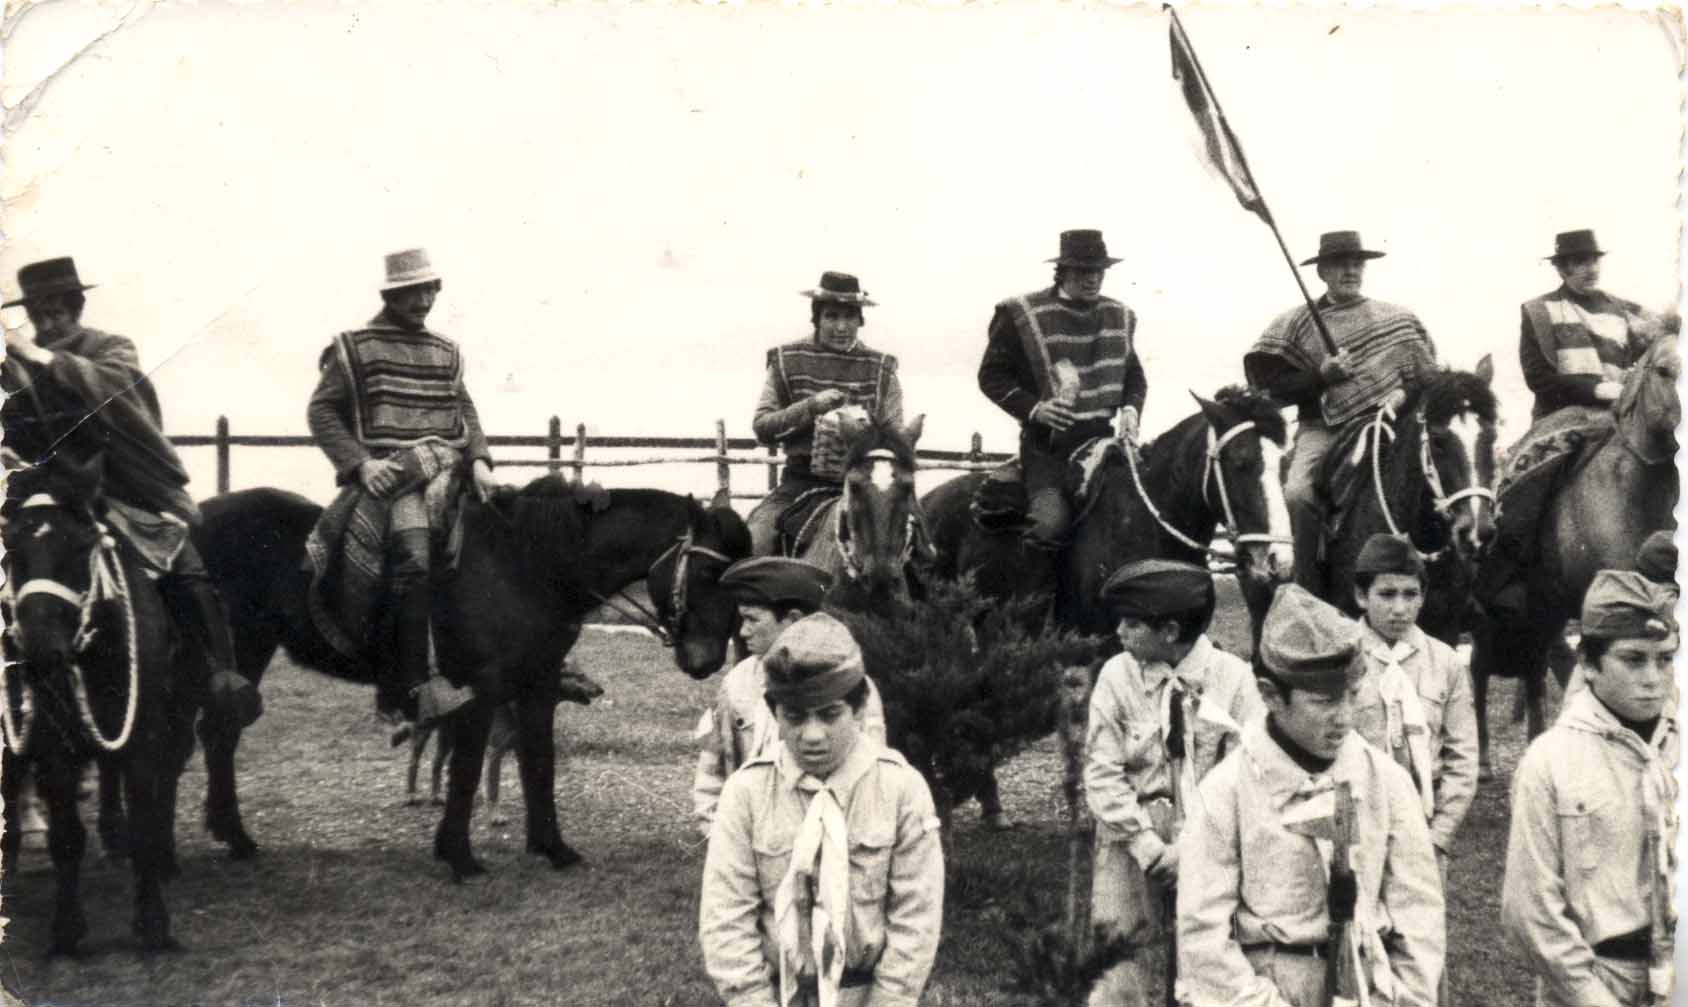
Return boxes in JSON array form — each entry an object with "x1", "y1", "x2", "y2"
[
  {"x1": 1244, "y1": 232, "x2": 1438, "y2": 595},
  {"x1": 1178, "y1": 585, "x2": 1445, "y2": 1007},
  {"x1": 977, "y1": 229, "x2": 1146, "y2": 552},
  {"x1": 1502, "y1": 570, "x2": 1677, "y2": 1007}
]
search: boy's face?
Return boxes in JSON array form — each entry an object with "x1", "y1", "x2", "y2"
[
  {"x1": 1585, "y1": 631, "x2": 1677, "y2": 723},
  {"x1": 1355, "y1": 573, "x2": 1424, "y2": 644},
  {"x1": 740, "y1": 603, "x2": 800, "y2": 657},
  {"x1": 1260, "y1": 677, "x2": 1359, "y2": 760},
  {"x1": 777, "y1": 698, "x2": 862, "y2": 778},
  {"x1": 1115, "y1": 615, "x2": 1177, "y2": 665}
]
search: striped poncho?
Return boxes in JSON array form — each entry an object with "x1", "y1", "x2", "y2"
[
  {"x1": 998, "y1": 291, "x2": 1134, "y2": 423},
  {"x1": 330, "y1": 322, "x2": 472, "y2": 450},
  {"x1": 1252, "y1": 297, "x2": 1436, "y2": 426}
]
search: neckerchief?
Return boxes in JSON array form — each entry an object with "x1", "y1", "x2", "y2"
[
  {"x1": 774, "y1": 775, "x2": 850, "y2": 1007},
  {"x1": 1365, "y1": 637, "x2": 1436, "y2": 821}
]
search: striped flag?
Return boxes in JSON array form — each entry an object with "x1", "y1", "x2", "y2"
[{"x1": 1169, "y1": 9, "x2": 1268, "y2": 223}]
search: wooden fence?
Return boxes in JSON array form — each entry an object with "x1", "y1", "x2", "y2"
[{"x1": 173, "y1": 416, "x2": 1013, "y2": 499}]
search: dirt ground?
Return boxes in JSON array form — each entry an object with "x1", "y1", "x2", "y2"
[{"x1": 1, "y1": 587, "x2": 1554, "y2": 1006}]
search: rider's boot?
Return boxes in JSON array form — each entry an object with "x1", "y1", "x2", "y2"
[
  {"x1": 389, "y1": 529, "x2": 472, "y2": 726},
  {"x1": 165, "y1": 574, "x2": 262, "y2": 728},
  {"x1": 1022, "y1": 489, "x2": 1070, "y2": 553},
  {"x1": 1287, "y1": 500, "x2": 1328, "y2": 597}
]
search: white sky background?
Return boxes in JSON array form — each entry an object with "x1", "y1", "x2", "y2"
[{"x1": 1, "y1": 1, "x2": 1682, "y2": 503}]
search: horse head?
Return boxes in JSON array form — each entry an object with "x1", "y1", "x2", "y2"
[
  {"x1": 1616, "y1": 335, "x2": 1680, "y2": 465},
  {"x1": 1191, "y1": 386, "x2": 1293, "y2": 587},
  {"x1": 1, "y1": 453, "x2": 108, "y2": 676},
  {"x1": 836, "y1": 413, "x2": 926, "y2": 601},
  {"x1": 648, "y1": 487, "x2": 752, "y2": 679},
  {"x1": 1401, "y1": 354, "x2": 1499, "y2": 561}
]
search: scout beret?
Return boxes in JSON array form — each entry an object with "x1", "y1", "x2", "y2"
[
  {"x1": 762, "y1": 612, "x2": 867, "y2": 710},
  {"x1": 1580, "y1": 569, "x2": 1676, "y2": 641},
  {"x1": 1355, "y1": 533, "x2": 1424, "y2": 579},
  {"x1": 1257, "y1": 585, "x2": 1363, "y2": 690},
  {"x1": 1636, "y1": 530, "x2": 1678, "y2": 587},
  {"x1": 719, "y1": 557, "x2": 833, "y2": 610},
  {"x1": 1099, "y1": 558, "x2": 1215, "y2": 619}
]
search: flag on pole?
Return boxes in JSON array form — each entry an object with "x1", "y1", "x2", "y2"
[{"x1": 1168, "y1": 9, "x2": 1268, "y2": 223}]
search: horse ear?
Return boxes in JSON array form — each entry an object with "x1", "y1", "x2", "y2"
[
  {"x1": 1189, "y1": 390, "x2": 1224, "y2": 429},
  {"x1": 1473, "y1": 354, "x2": 1494, "y2": 384},
  {"x1": 708, "y1": 486, "x2": 732, "y2": 511},
  {"x1": 900, "y1": 414, "x2": 925, "y2": 447}
]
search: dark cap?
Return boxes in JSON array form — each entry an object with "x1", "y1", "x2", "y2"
[
  {"x1": 1099, "y1": 558, "x2": 1214, "y2": 619},
  {"x1": 1355, "y1": 533, "x2": 1425, "y2": 580},
  {"x1": 719, "y1": 557, "x2": 833, "y2": 610},
  {"x1": 762, "y1": 612, "x2": 867, "y2": 710}
]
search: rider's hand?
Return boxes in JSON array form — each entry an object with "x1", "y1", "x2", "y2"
[
  {"x1": 1594, "y1": 381, "x2": 1624, "y2": 403},
  {"x1": 1146, "y1": 840, "x2": 1179, "y2": 885},
  {"x1": 1031, "y1": 399, "x2": 1077, "y2": 432},
  {"x1": 1117, "y1": 406, "x2": 1141, "y2": 445},
  {"x1": 470, "y1": 459, "x2": 498, "y2": 502},
  {"x1": 357, "y1": 458, "x2": 402, "y2": 498},
  {"x1": 1379, "y1": 388, "x2": 1408, "y2": 415},
  {"x1": 3, "y1": 328, "x2": 53, "y2": 368},
  {"x1": 1319, "y1": 351, "x2": 1353, "y2": 385},
  {"x1": 810, "y1": 388, "x2": 849, "y2": 413}
]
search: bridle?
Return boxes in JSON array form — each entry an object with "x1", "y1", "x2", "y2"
[
  {"x1": 587, "y1": 527, "x2": 734, "y2": 647},
  {"x1": 0, "y1": 493, "x2": 140, "y2": 754},
  {"x1": 1367, "y1": 404, "x2": 1496, "y2": 562},
  {"x1": 1123, "y1": 421, "x2": 1292, "y2": 561},
  {"x1": 835, "y1": 448, "x2": 918, "y2": 583}
]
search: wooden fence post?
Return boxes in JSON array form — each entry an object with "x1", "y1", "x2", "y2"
[
  {"x1": 573, "y1": 423, "x2": 587, "y2": 482},
  {"x1": 547, "y1": 416, "x2": 563, "y2": 474},
  {"x1": 969, "y1": 432, "x2": 983, "y2": 464},
  {"x1": 715, "y1": 419, "x2": 731, "y2": 498},
  {"x1": 216, "y1": 416, "x2": 231, "y2": 495},
  {"x1": 766, "y1": 445, "x2": 779, "y2": 492}
]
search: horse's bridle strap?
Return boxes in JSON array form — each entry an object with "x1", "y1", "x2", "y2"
[{"x1": 10, "y1": 579, "x2": 85, "y2": 608}]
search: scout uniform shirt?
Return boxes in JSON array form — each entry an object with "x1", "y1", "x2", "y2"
[
  {"x1": 693, "y1": 657, "x2": 889, "y2": 833},
  {"x1": 700, "y1": 735, "x2": 944, "y2": 1007},
  {"x1": 1501, "y1": 688, "x2": 1678, "y2": 1007},
  {"x1": 1353, "y1": 623, "x2": 1480, "y2": 853},
  {"x1": 1177, "y1": 719, "x2": 1447, "y2": 1007}
]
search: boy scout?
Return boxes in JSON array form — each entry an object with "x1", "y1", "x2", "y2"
[
  {"x1": 692, "y1": 557, "x2": 886, "y2": 834},
  {"x1": 1178, "y1": 585, "x2": 1446, "y2": 1007},
  {"x1": 1501, "y1": 570, "x2": 1677, "y2": 1007},
  {"x1": 699, "y1": 612, "x2": 943, "y2": 1007},
  {"x1": 1084, "y1": 559, "x2": 1263, "y2": 1007}
]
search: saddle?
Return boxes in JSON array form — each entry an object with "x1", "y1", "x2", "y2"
[
  {"x1": 968, "y1": 438, "x2": 1119, "y2": 533},
  {"x1": 776, "y1": 486, "x2": 842, "y2": 557}
]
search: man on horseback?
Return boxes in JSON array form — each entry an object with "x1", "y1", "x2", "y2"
[
  {"x1": 305, "y1": 248, "x2": 488, "y2": 724},
  {"x1": 0, "y1": 256, "x2": 260, "y2": 727},
  {"x1": 747, "y1": 271, "x2": 904, "y2": 557},
  {"x1": 1244, "y1": 231, "x2": 1437, "y2": 595},
  {"x1": 1476, "y1": 230, "x2": 1674, "y2": 618},
  {"x1": 977, "y1": 229, "x2": 1145, "y2": 553}
]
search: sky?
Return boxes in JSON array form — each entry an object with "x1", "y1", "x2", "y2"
[{"x1": 1, "y1": 1, "x2": 1682, "y2": 503}]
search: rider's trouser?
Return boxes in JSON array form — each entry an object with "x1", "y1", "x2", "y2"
[
  {"x1": 387, "y1": 525, "x2": 434, "y2": 708},
  {"x1": 1021, "y1": 420, "x2": 1111, "y2": 553},
  {"x1": 1283, "y1": 419, "x2": 1335, "y2": 595},
  {"x1": 745, "y1": 461, "x2": 839, "y2": 556},
  {"x1": 158, "y1": 541, "x2": 259, "y2": 725}
]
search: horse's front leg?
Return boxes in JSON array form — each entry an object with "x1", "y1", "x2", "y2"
[
  {"x1": 40, "y1": 754, "x2": 89, "y2": 956},
  {"x1": 433, "y1": 700, "x2": 494, "y2": 881},
  {"x1": 1, "y1": 747, "x2": 24, "y2": 878},
  {"x1": 123, "y1": 753, "x2": 181, "y2": 952},
  {"x1": 198, "y1": 712, "x2": 256, "y2": 859},
  {"x1": 512, "y1": 693, "x2": 579, "y2": 869},
  {"x1": 96, "y1": 755, "x2": 130, "y2": 861}
]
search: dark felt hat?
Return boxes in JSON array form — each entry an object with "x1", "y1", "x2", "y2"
[
  {"x1": 719, "y1": 557, "x2": 833, "y2": 610},
  {"x1": 1099, "y1": 558, "x2": 1215, "y2": 619},
  {"x1": 1300, "y1": 231, "x2": 1386, "y2": 267},
  {"x1": 1548, "y1": 230, "x2": 1606, "y2": 262},
  {"x1": 1355, "y1": 533, "x2": 1425, "y2": 580},
  {"x1": 1045, "y1": 229, "x2": 1123, "y2": 268},
  {"x1": 800, "y1": 271, "x2": 877, "y2": 307},
  {"x1": 4, "y1": 257, "x2": 97, "y2": 308}
]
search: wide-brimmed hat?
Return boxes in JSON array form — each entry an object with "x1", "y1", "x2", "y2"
[
  {"x1": 381, "y1": 248, "x2": 442, "y2": 291},
  {"x1": 1045, "y1": 229, "x2": 1122, "y2": 269},
  {"x1": 1548, "y1": 229, "x2": 1606, "y2": 262},
  {"x1": 3, "y1": 257, "x2": 97, "y2": 308},
  {"x1": 800, "y1": 271, "x2": 876, "y2": 307},
  {"x1": 1300, "y1": 231, "x2": 1387, "y2": 267}
]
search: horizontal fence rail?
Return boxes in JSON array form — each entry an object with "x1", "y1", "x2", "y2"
[{"x1": 173, "y1": 416, "x2": 1014, "y2": 498}]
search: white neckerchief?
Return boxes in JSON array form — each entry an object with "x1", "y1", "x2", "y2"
[
  {"x1": 774, "y1": 775, "x2": 850, "y2": 1007},
  {"x1": 1365, "y1": 636, "x2": 1435, "y2": 821}
]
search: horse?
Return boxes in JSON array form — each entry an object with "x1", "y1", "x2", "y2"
[
  {"x1": 1318, "y1": 357, "x2": 1500, "y2": 644},
  {"x1": 189, "y1": 476, "x2": 750, "y2": 878},
  {"x1": 755, "y1": 414, "x2": 932, "y2": 608},
  {"x1": 1470, "y1": 337, "x2": 1680, "y2": 774},
  {"x1": 922, "y1": 386, "x2": 1294, "y2": 639},
  {"x1": 0, "y1": 456, "x2": 200, "y2": 953}
]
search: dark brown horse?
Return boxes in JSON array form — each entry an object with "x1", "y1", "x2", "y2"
[
  {"x1": 1319, "y1": 358, "x2": 1499, "y2": 644},
  {"x1": 1471, "y1": 337, "x2": 1680, "y2": 774},
  {"x1": 0, "y1": 457, "x2": 200, "y2": 953},
  {"x1": 190, "y1": 476, "x2": 749, "y2": 878}
]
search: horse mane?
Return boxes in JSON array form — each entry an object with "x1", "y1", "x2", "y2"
[
  {"x1": 1212, "y1": 384, "x2": 1288, "y2": 445},
  {"x1": 1408, "y1": 367, "x2": 1499, "y2": 427}
]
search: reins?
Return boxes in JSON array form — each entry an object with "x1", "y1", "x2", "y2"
[
  {"x1": 1122, "y1": 420, "x2": 1291, "y2": 561},
  {"x1": 586, "y1": 529, "x2": 734, "y2": 647},
  {"x1": 1367, "y1": 403, "x2": 1495, "y2": 563}
]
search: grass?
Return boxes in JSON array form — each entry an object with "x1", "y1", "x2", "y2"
[{"x1": 0, "y1": 588, "x2": 1556, "y2": 1007}]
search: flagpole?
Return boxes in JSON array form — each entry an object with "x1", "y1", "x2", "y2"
[{"x1": 1166, "y1": 5, "x2": 1339, "y2": 355}]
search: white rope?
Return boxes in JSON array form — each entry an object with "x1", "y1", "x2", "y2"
[
  {"x1": 68, "y1": 534, "x2": 140, "y2": 752},
  {"x1": 1122, "y1": 437, "x2": 1221, "y2": 556},
  {"x1": 0, "y1": 656, "x2": 35, "y2": 755}
]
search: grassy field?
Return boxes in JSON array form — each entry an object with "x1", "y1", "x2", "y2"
[{"x1": 1, "y1": 586, "x2": 1554, "y2": 1007}]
